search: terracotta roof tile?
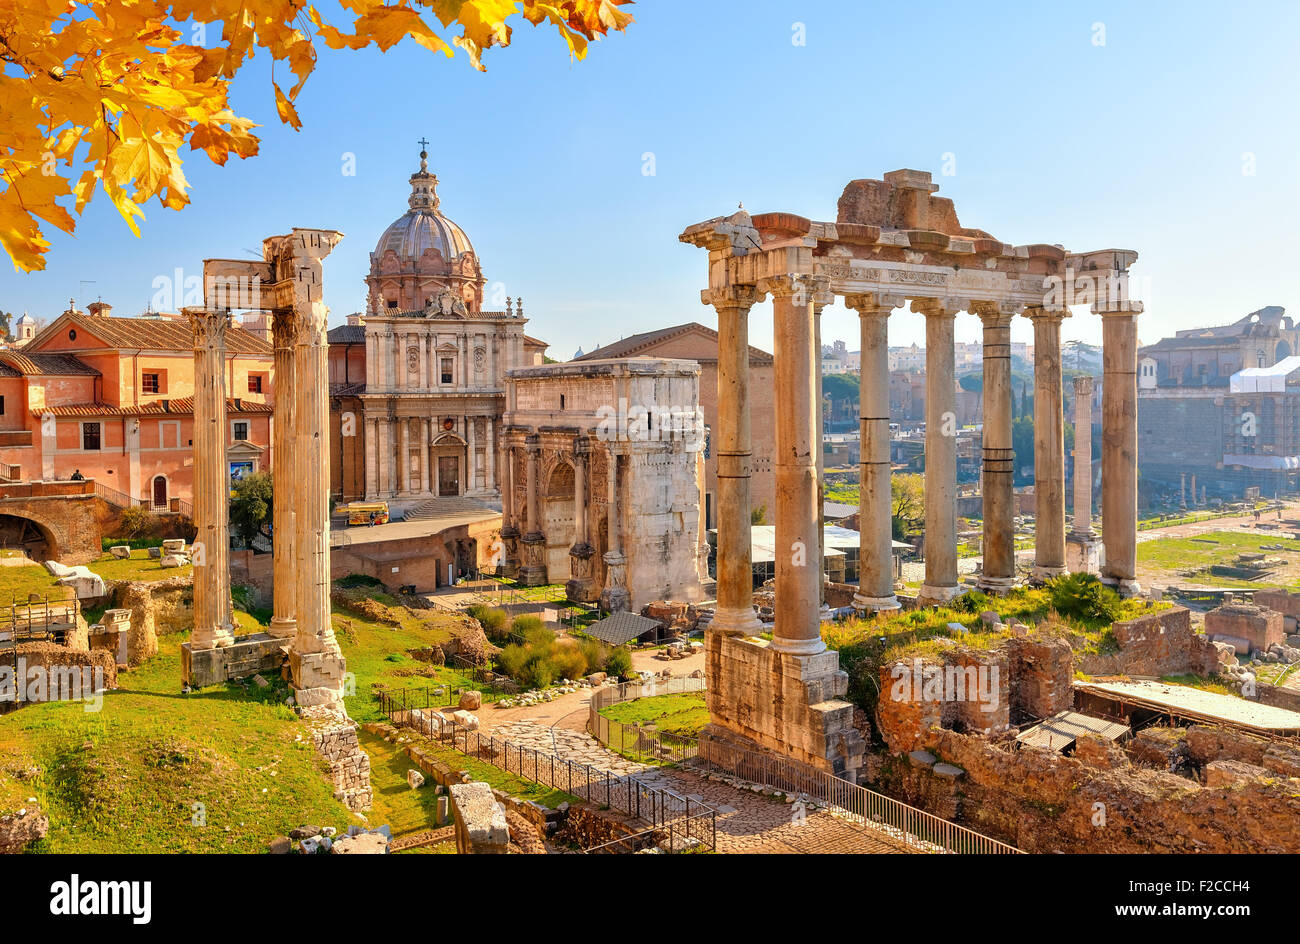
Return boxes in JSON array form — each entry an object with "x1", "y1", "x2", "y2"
[
  {"x1": 43, "y1": 314, "x2": 272, "y2": 355},
  {"x1": 32, "y1": 397, "x2": 273, "y2": 418},
  {"x1": 0, "y1": 351, "x2": 99, "y2": 376},
  {"x1": 575, "y1": 322, "x2": 773, "y2": 365}
]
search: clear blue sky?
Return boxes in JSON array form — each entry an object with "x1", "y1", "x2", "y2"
[{"x1": 4, "y1": 0, "x2": 1298, "y2": 359}]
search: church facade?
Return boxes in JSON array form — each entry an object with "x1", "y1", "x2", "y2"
[{"x1": 328, "y1": 147, "x2": 546, "y2": 504}]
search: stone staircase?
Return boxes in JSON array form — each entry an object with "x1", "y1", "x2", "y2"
[{"x1": 401, "y1": 496, "x2": 498, "y2": 521}]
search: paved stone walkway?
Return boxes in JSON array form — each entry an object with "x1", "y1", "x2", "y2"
[{"x1": 489, "y1": 720, "x2": 911, "y2": 853}]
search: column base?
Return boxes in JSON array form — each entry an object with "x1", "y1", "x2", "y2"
[
  {"x1": 1100, "y1": 575, "x2": 1142, "y2": 598},
  {"x1": 1030, "y1": 565, "x2": 1067, "y2": 583},
  {"x1": 565, "y1": 577, "x2": 598, "y2": 604},
  {"x1": 768, "y1": 633, "x2": 827, "y2": 656},
  {"x1": 518, "y1": 566, "x2": 548, "y2": 587},
  {"x1": 852, "y1": 593, "x2": 901, "y2": 614},
  {"x1": 268, "y1": 617, "x2": 297, "y2": 640},
  {"x1": 599, "y1": 586, "x2": 631, "y2": 613},
  {"x1": 708, "y1": 606, "x2": 763, "y2": 638},
  {"x1": 975, "y1": 575, "x2": 1017, "y2": 594},
  {"x1": 290, "y1": 648, "x2": 347, "y2": 708},
  {"x1": 917, "y1": 584, "x2": 962, "y2": 605},
  {"x1": 1066, "y1": 536, "x2": 1100, "y2": 575}
]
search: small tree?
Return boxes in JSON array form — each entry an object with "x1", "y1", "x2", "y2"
[
  {"x1": 751, "y1": 503, "x2": 768, "y2": 526},
  {"x1": 230, "y1": 471, "x2": 273, "y2": 549},
  {"x1": 116, "y1": 505, "x2": 157, "y2": 541}
]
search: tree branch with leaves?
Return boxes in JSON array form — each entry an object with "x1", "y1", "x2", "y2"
[{"x1": 0, "y1": 0, "x2": 634, "y2": 272}]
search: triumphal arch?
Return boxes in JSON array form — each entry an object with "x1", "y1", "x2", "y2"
[{"x1": 681, "y1": 169, "x2": 1142, "y2": 779}]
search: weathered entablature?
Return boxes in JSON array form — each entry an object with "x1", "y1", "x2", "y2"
[{"x1": 680, "y1": 169, "x2": 1144, "y2": 780}]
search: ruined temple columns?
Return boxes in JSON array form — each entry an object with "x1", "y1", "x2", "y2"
[
  {"x1": 915, "y1": 299, "x2": 959, "y2": 604},
  {"x1": 284, "y1": 230, "x2": 348, "y2": 710},
  {"x1": 268, "y1": 309, "x2": 297, "y2": 639},
  {"x1": 704, "y1": 285, "x2": 764, "y2": 637},
  {"x1": 1067, "y1": 374, "x2": 1099, "y2": 574},
  {"x1": 1101, "y1": 300, "x2": 1143, "y2": 596},
  {"x1": 519, "y1": 433, "x2": 547, "y2": 586},
  {"x1": 975, "y1": 302, "x2": 1016, "y2": 592},
  {"x1": 845, "y1": 294, "x2": 900, "y2": 612},
  {"x1": 599, "y1": 444, "x2": 630, "y2": 612},
  {"x1": 498, "y1": 440, "x2": 520, "y2": 577},
  {"x1": 187, "y1": 307, "x2": 234, "y2": 650},
  {"x1": 764, "y1": 275, "x2": 826, "y2": 655},
  {"x1": 1028, "y1": 307, "x2": 1067, "y2": 582}
]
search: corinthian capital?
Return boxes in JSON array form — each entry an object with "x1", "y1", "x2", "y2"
[
  {"x1": 759, "y1": 273, "x2": 828, "y2": 305},
  {"x1": 843, "y1": 293, "x2": 904, "y2": 316},
  {"x1": 701, "y1": 284, "x2": 763, "y2": 312}
]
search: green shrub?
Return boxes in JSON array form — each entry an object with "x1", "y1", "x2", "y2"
[
  {"x1": 603, "y1": 647, "x2": 633, "y2": 680},
  {"x1": 551, "y1": 644, "x2": 588, "y2": 682},
  {"x1": 1047, "y1": 573, "x2": 1119, "y2": 625},
  {"x1": 497, "y1": 643, "x2": 529, "y2": 680},
  {"x1": 951, "y1": 590, "x2": 991, "y2": 614},
  {"x1": 578, "y1": 638, "x2": 604, "y2": 673},
  {"x1": 467, "y1": 604, "x2": 509, "y2": 641},
  {"x1": 511, "y1": 613, "x2": 545, "y2": 637}
]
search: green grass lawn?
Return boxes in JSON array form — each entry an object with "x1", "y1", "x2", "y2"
[
  {"x1": 0, "y1": 634, "x2": 356, "y2": 853},
  {"x1": 1137, "y1": 530, "x2": 1300, "y2": 586},
  {"x1": 599, "y1": 691, "x2": 709, "y2": 738},
  {"x1": 88, "y1": 550, "x2": 193, "y2": 583}
]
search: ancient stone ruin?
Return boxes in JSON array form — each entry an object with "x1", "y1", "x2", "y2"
[{"x1": 679, "y1": 169, "x2": 1144, "y2": 780}]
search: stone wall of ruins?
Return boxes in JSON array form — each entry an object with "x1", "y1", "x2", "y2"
[
  {"x1": 1077, "y1": 607, "x2": 1228, "y2": 677},
  {"x1": 870, "y1": 727, "x2": 1300, "y2": 854},
  {"x1": 309, "y1": 719, "x2": 373, "y2": 813}
]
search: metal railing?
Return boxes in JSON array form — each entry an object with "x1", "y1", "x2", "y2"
[
  {"x1": 378, "y1": 688, "x2": 717, "y2": 851},
  {"x1": 693, "y1": 731, "x2": 1022, "y2": 855},
  {"x1": 93, "y1": 481, "x2": 146, "y2": 510},
  {"x1": 582, "y1": 811, "x2": 716, "y2": 854},
  {"x1": 587, "y1": 676, "x2": 706, "y2": 764}
]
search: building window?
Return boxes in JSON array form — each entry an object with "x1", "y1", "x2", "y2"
[
  {"x1": 82, "y1": 422, "x2": 101, "y2": 451},
  {"x1": 248, "y1": 374, "x2": 263, "y2": 394},
  {"x1": 232, "y1": 420, "x2": 249, "y2": 441},
  {"x1": 441, "y1": 357, "x2": 454, "y2": 385},
  {"x1": 387, "y1": 300, "x2": 398, "y2": 309},
  {"x1": 142, "y1": 372, "x2": 160, "y2": 394},
  {"x1": 0, "y1": 395, "x2": 5, "y2": 416}
]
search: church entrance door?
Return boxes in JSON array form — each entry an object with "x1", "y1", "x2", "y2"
[{"x1": 438, "y1": 456, "x2": 459, "y2": 496}]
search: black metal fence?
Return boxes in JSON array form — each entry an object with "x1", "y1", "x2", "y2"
[
  {"x1": 587, "y1": 676, "x2": 706, "y2": 764},
  {"x1": 377, "y1": 688, "x2": 717, "y2": 851}
]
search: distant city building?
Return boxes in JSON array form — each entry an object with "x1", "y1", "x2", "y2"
[{"x1": 1139, "y1": 306, "x2": 1300, "y2": 500}]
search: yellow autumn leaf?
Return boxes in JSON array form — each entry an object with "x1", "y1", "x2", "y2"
[{"x1": 273, "y1": 82, "x2": 302, "y2": 130}]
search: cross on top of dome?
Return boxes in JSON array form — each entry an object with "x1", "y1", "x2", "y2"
[{"x1": 409, "y1": 137, "x2": 438, "y2": 211}]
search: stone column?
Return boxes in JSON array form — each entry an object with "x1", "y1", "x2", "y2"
[
  {"x1": 1071, "y1": 375, "x2": 1096, "y2": 537},
  {"x1": 1028, "y1": 307, "x2": 1067, "y2": 581},
  {"x1": 704, "y1": 285, "x2": 764, "y2": 637},
  {"x1": 974, "y1": 302, "x2": 1016, "y2": 592},
  {"x1": 485, "y1": 418, "x2": 496, "y2": 491},
  {"x1": 566, "y1": 437, "x2": 596, "y2": 602},
  {"x1": 1180, "y1": 472, "x2": 1187, "y2": 510},
  {"x1": 397, "y1": 417, "x2": 409, "y2": 495},
  {"x1": 467, "y1": 416, "x2": 477, "y2": 493},
  {"x1": 763, "y1": 274, "x2": 826, "y2": 655},
  {"x1": 364, "y1": 417, "x2": 379, "y2": 498},
  {"x1": 269, "y1": 308, "x2": 298, "y2": 639},
  {"x1": 1101, "y1": 300, "x2": 1143, "y2": 595},
  {"x1": 600, "y1": 445, "x2": 630, "y2": 612},
  {"x1": 915, "y1": 299, "x2": 960, "y2": 604},
  {"x1": 519, "y1": 433, "x2": 547, "y2": 586},
  {"x1": 812, "y1": 289, "x2": 834, "y2": 613},
  {"x1": 420, "y1": 417, "x2": 431, "y2": 494},
  {"x1": 499, "y1": 437, "x2": 520, "y2": 577},
  {"x1": 187, "y1": 307, "x2": 234, "y2": 651},
  {"x1": 276, "y1": 229, "x2": 347, "y2": 711},
  {"x1": 845, "y1": 294, "x2": 900, "y2": 612},
  {"x1": 1067, "y1": 374, "x2": 1100, "y2": 574}
]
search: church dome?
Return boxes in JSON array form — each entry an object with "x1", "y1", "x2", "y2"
[{"x1": 373, "y1": 148, "x2": 475, "y2": 263}]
